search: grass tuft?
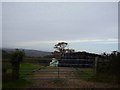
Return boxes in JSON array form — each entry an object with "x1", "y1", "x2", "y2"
[{"x1": 2, "y1": 79, "x2": 32, "y2": 88}]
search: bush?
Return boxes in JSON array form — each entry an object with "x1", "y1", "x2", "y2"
[{"x1": 97, "y1": 51, "x2": 120, "y2": 83}]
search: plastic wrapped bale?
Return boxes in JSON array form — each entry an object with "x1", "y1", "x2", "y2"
[{"x1": 50, "y1": 58, "x2": 59, "y2": 67}]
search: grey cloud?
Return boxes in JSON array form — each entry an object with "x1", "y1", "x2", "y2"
[{"x1": 2, "y1": 2, "x2": 118, "y2": 53}]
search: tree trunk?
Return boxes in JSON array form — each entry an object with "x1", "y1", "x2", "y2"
[{"x1": 12, "y1": 62, "x2": 20, "y2": 80}]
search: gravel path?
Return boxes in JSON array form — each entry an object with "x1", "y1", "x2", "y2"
[{"x1": 25, "y1": 67, "x2": 119, "y2": 88}]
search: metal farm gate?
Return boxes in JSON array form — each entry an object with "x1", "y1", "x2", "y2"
[{"x1": 20, "y1": 58, "x2": 97, "y2": 80}]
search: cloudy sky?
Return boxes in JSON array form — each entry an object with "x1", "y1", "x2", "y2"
[{"x1": 2, "y1": 2, "x2": 118, "y2": 54}]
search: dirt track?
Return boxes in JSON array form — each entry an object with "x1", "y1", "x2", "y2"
[{"x1": 25, "y1": 67, "x2": 119, "y2": 88}]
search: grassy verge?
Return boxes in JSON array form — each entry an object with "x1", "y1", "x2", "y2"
[
  {"x1": 74, "y1": 68, "x2": 118, "y2": 85},
  {"x1": 74, "y1": 68, "x2": 95, "y2": 80},
  {"x1": 89, "y1": 73, "x2": 118, "y2": 84},
  {"x1": 2, "y1": 78, "x2": 32, "y2": 88},
  {"x1": 3, "y1": 63, "x2": 44, "y2": 88},
  {"x1": 20, "y1": 63, "x2": 45, "y2": 79}
]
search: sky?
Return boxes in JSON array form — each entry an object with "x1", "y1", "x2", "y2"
[{"x1": 2, "y1": 2, "x2": 118, "y2": 54}]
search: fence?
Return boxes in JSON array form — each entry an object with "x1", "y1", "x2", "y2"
[{"x1": 19, "y1": 58, "x2": 97, "y2": 80}]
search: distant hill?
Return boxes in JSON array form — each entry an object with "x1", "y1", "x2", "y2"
[{"x1": 2, "y1": 48, "x2": 51, "y2": 57}]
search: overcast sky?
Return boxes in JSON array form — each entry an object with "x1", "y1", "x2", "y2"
[{"x1": 2, "y1": 2, "x2": 118, "y2": 54}]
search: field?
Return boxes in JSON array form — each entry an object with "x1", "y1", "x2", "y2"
[
  {"x1": 2, "y1": 61, "x2": 120, "y2": 88},
  {"x1": 2, "y1": 62, "x2": 43, "y2": 88},
  {"x1": 25, "y1": 66, "x2": 119, "y2": 88}
]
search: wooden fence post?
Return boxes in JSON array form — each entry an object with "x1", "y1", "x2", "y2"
[
  {"x1": 58, "y1": 66, "x2": 59, "y2": 79},
  {"x1": 95, "y1": 57, "x2": 98, "y2": 75}
]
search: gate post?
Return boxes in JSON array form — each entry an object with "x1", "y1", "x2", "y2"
[
  {"x1": 58, "y1": 66, "x2": 59, "y2": 79},
  {"x1": 95, "y1": 57, "x2": 98, "y2": 75},
  {"x1": 57, "y1": 59, "x2": 59, "y2": 79}
]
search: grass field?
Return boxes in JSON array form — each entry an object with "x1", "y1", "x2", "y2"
[
  {"x1": 74, "y1": 68, "x2": 95, "y2": 79},
  {"x1": 19, "y1": 63, "x2": 45, "y2": 79},
  {"x1": 2, "y1": 63, "x2": 119, "y2": 88},
  {"x1": 2, "y1": 63, "x2": 44, "y2": 88},
  {"x1": 25, "y1": 66, "x2": 119, "y2": 88},
  {"x1": 74, "y1": 68, "x2": 118, "y2": 85}
]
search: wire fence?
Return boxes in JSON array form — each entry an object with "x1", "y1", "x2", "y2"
[{"x1": 19, "y1": 58, "x2": 96, "y2": 80}]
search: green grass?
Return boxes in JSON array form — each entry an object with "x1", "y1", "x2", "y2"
[
  {"x1": 44, "y1": 66, "x2": 58, "y2": 71},
  {"x1": 3, "y1": 63, "x2": 45, "y2": 88},
  {"x1": 6, "y1": 69, "x2": 12, "y2": 73},
  {"x1": 19, "y1": 63, "x2": 44, "y2": 79},
  {"x1": 20, "y1": 63, "x2": 44, "y2": 79},
  {"x1": 74, "y1": 68, "x2": 95, "y2": 80},
  {"x1": 89, "y1": 73, "x2": 118, "y2": 84},
  {"x1": 2, "y1": 79, "x2": 32, "y2": 88},
  {"x1": 74, "y1": 68, "x2": 119, "y2": 84}
]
